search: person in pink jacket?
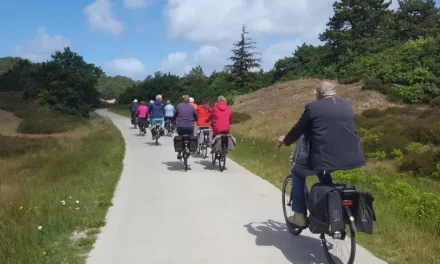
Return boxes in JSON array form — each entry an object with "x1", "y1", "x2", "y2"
[{"x1": 136, "y1": 101, "x2": 149, "y2": 127}]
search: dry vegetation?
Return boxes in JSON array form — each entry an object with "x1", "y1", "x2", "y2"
[
  {"x1": 0, "y1": 93, "x2": 124, "y2": 263},
  {"x1": 231, "y1": 79, "x2": 398, "y2": 138}
]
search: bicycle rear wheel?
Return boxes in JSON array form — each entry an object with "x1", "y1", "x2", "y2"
[
  {"x1": 203, "y1": 143, "x2": 208, "y2": 159},
  {"x1": 218, "y1": 147, "x2": 226, "y2": 172},
  {"x1": 321, "y1": 218, "x2": 356, "y2": 264},
  {"x1": 282, "y1": 175, "x2": 303, "y2": 236}
]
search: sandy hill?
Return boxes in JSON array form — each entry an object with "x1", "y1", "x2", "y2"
[{"x1": 231, "y1": 79, "x2": 397, "y2": 139}]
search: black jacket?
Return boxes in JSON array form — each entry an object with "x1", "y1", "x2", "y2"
[{"x1": 284, "y1": 97, "x2": 366, "y2": 171}]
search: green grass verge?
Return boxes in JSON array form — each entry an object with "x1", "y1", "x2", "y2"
[
  {"x1": 108, "y1": 106, "x2": 130, "y2": 118},
  {"x1": 229, "y1": 136, "x2": 440, "y2": 264},
  {"x1": 0, "y1": 115, "x2": 124, "y2": 263}
]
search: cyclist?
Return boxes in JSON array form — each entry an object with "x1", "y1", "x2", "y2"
[
  {"x1": 174, "y1": 95, "x2": 198, "y2": 159},
  {"x1": 149, "y1": 95, "x2": 165, "y2": 139},
  {"x1": 189, "y1": 97, "x2": 197, "y2": 110},
  {"x1": 130, "y1": 99, "x2": 139, "y2": 121},
  {"x1": 147, "y1": 100, "x2": 154, "y2": 127},
  {"x1": 196, "y1": 98, "x2": 212, "y2": 137},
  {"x1": 164, "y1": 100, "x2": 176, "y2": 133},
  {"x1": 136, "y1": 101, "x2": 149, "y2": 130},
  {"x1": 278, "y1": 80, "x2": 366, "y2": 228},
  {"x1": 211, "y1": 95, "x2": 232, "y2": 137}
]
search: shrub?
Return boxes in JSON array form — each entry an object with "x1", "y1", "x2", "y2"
[
  {"x1": 430, "y1": 96, "x2": 440, "y2": 108},
  {"x1": 366, "y1": 151, "x2": 388, "y2": 160},
  {"x1": 338, "y1": 77, "x2": 362, "y2": 84},
  {"x1": 399, "y1": 149, "x2": 440, "y2": 178},
  {"x1": 361, "y1": 109, "x2": 385, "y2": 118},
  {"x1": 232, "y1": 112, "x2": 251, "y2": 124},
  {"x1": 361, "y1": 79, "x2": 394, "y2": 95},
  {"x1": 391, "y1": 149, "x2": 403, "y2": 159},
  {"x1": 405, "y1": 142, "x2": 425, "y2": 154}
]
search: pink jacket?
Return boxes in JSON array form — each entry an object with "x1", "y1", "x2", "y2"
[{"x1": 136, "y1": 105, "x2": 149, "y2": 118}]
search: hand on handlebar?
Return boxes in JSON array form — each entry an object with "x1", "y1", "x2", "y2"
[{"x1": 278, "y1": 135, "x2": 285, "y2": 147}]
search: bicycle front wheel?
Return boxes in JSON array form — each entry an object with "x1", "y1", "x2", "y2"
[
  {"x1": 321, "y1": 218, "x2": 356, "y2": 264},
  {"x1": 282, "y1": 175, "x2": 303, "y2": 236}
]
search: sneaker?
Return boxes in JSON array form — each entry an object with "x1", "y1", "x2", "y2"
[
  {"x1": 288, "y1": 212, "x2": 307, "y2": 227},
  {"x1": 177, "y1": 152, "x2": 182, "y2": 160}
]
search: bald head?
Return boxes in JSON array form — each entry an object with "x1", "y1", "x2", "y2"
[{"x1": 315, "y1": 80, "x2": 336, "y2": 98}]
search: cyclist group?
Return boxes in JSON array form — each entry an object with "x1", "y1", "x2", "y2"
[{"x1": 130, "y1": 94, "x2": 232, "y2": 159}]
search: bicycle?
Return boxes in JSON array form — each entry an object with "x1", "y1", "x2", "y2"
[
  {"x1": 181, "y1": 135, "x2": 192, "y2": 171},
  {"x1": 165, "y1": 119, "x2": 174, "y2": 137},
  {"x1": 151, "y1": 120, "x2": 163, "y2": 146},
  {"x1": 197, "y1": 127, "x2": 211, "y2": 159},
  {"x1": 138, "y1": 118, "x2": 148, "y2": 136},
  {"x1": 211, "y1": 134, "x2": 229, "y2": 172},
  {"x1": 282, "y1": 171, "x2": 357, "y2": 264},
  {"x1": 131, "y1": 114, "x2": 138, "y2": 129}
]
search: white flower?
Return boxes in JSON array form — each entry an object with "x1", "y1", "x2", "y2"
[
  {"x1": 75, "y1": 200, "x2": 80, "y2": 204},
  {"x1": 76, "y1": 207, "x2": 80, "y2": 210},
  {"x1": 69, "y1": 196, "x2": 72, "y2": 199},
  {"x1": 38, "y1": 226, "x2": 43, "y2": 231},
  {"x1": 61, "y1": 200, "x2": 66, "y2": 205}
]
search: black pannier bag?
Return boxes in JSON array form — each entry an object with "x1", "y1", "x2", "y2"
[
  {"x1": 173, "y1": 136, "x2": 183, "y2": 152},
  {"x1": 352, "y1": 191, "x2": 376, "y2": 234},
  {"x1": 173, "y1": 135, "x2": 198, "y2": 152},
  {"x1": 308, "y1": 183, "x2": 345, "y2": 235},
  {"x1": 189, "y1": 135, "x2": 198, "y2": 152}
]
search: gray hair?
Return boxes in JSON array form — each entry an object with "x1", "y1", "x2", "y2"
[
  {"x1": 217, "y1": 95, "x2": 227, "y2": 102},
  {"x1": 156, "y1": 94, "x2": 162, "y2": 100},
  {"x1": 315, "y1": 80, "x2": 336, "y2": 97}
]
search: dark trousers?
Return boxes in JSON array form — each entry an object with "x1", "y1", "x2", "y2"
[{"x1": 177, "y1": 127, "x2": 194, "y2": 136}]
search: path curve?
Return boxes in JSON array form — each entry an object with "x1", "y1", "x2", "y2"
[{"x1": 87, "y1": 109, "x2": 386, "y2": 264}]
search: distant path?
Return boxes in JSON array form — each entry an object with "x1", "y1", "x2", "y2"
[{"x1": 87, "y1": 109, "x2": 386, "y2": 264}]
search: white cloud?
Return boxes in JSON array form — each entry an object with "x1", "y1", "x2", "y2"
[
  {"x1": 124, "y1": 0, "x2": 149, "y2": 9},
  {"x1": 159, "y1": 46, "x2": 230, "y2": 76},
  {"x1": 103, "y1": 58, "x2": 147, "y2": 80},
  {"x1": 261, "y1": 40, "x2": 302, "y2": 70},
  {"x1": 85, "y1": 0, "x2": 123, "y2": 35},
  {"x1": 13, "y1": 27, "x2": 71, "y2": 62},
  {"x1": 165, "y1": 0, "x2": 334, "y2": 43}
]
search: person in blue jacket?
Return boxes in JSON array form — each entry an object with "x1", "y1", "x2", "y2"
[
  {"x1": 129, "y1": 99, "x2": 139, "y2": 120},
  {"x1": 149, "y1": 95, "x2": 165, "y2": 138}
]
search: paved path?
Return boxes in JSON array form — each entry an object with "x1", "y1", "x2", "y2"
[{"x1": 87, "y1": 109, "x2": 386, "y2": 264}]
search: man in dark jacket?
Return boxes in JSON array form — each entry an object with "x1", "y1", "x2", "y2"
[
  {"x1": 149, "y1": 95, "x2": 166, "y2": 139},
  {"x1": 130, "y1": 99, "x2": 139, "y2": 120},
  {"x1": 278, "y1": 80, "x2": 366, "y2": 227}
]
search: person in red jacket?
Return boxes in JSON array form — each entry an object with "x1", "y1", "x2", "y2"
[
  {"x1": 196, "y1": 99, "x2": 212, "y2": 128},
  {"x1": 211, "y1": 95, "x2": 232, "y2": 136}
]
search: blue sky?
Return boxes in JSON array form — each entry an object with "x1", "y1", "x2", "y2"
[{"x1": 0, "y1": 0, "x2": 434, "y2": 79}]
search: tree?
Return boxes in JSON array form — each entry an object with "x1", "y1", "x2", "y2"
[
  {"x1": 394, "y1": 0, "x2": 440, "y2": 41},
  {"x1": 227, "y1": 25, "x2": 261, "y2": 93},
  {"x1": 97, "y1": 75, "x2": 137, "y2": 99},
  {"x1": 23, "y1": 47, "x2": 103, "y2": 117},
  {"x1": 319, "y1": 0, "x2": 394, "y2": 62}
]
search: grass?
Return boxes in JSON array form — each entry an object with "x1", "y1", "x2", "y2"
[
  {"x1": 228, "y1": 136, "x2": 440, "y2": 264},
  {"x1": 0, "y1": 93, "x2": 87, "y2": 134},
  {"x1": 108, "y1": 105, "x2": 130, "y2": 118},
  {"x1": 231, "y1": 79, "x2": 397, "y2": 139},
  {"x1": 0, "y1": 96, "x2": 125, "y2": 263}
]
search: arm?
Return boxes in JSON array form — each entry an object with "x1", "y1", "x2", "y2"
[
  {"x1": 193, "y1": 108, "x2": 198, "y2": 122},
  {"x1": 173, "y1": 105, "x2": 179, "y2": 120},
  {"x1": 283, "y1": 104, "x2": 311, "y2": 146},
  {"x1": 229, "y1": 111, "x2": 232, "y2": 124}
]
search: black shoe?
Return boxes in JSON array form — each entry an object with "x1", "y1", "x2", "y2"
[{"x1": 177, "y1": 152, "x2": 182, "y2": 160}]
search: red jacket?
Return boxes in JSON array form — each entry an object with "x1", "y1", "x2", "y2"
[
  {"x1": 196, "y1": 104, "x2": 212, "y2": 127},
  {"x1": 212, "y1": 101, "x2": 232, "y2": 135}
]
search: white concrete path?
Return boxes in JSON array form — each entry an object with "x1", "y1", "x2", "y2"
[{"x1": 87, "y1": 109, "x2": 386, "y2": 264}]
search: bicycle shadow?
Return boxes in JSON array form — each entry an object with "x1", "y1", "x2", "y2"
[
  {"x1": 145, "y1": 141, "x2": 162, "y2": 146},
  {"x1": 244, "y1": 219, "x2": 343, "y2": 264},
  {"x1": 194, "y1": 159, "x2": 218, "y2": 171},
  {"x1": 162, "y1": 161, "x2": 191, "y2": 171}
]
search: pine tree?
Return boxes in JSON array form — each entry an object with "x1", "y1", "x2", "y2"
[
  {"x1": 395, "y1": 0, "x2": 440, "y2": 41},
  {"x1": 319, "y1": 0, "x2": 394, "y2": 61},
  {"x1": 227, "y1": 25, "x2": 261, "y2": 93}
]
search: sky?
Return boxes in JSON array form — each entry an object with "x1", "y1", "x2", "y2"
[{"x1": 0, "y1": 0, "x2": 410, "y2": 80}]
